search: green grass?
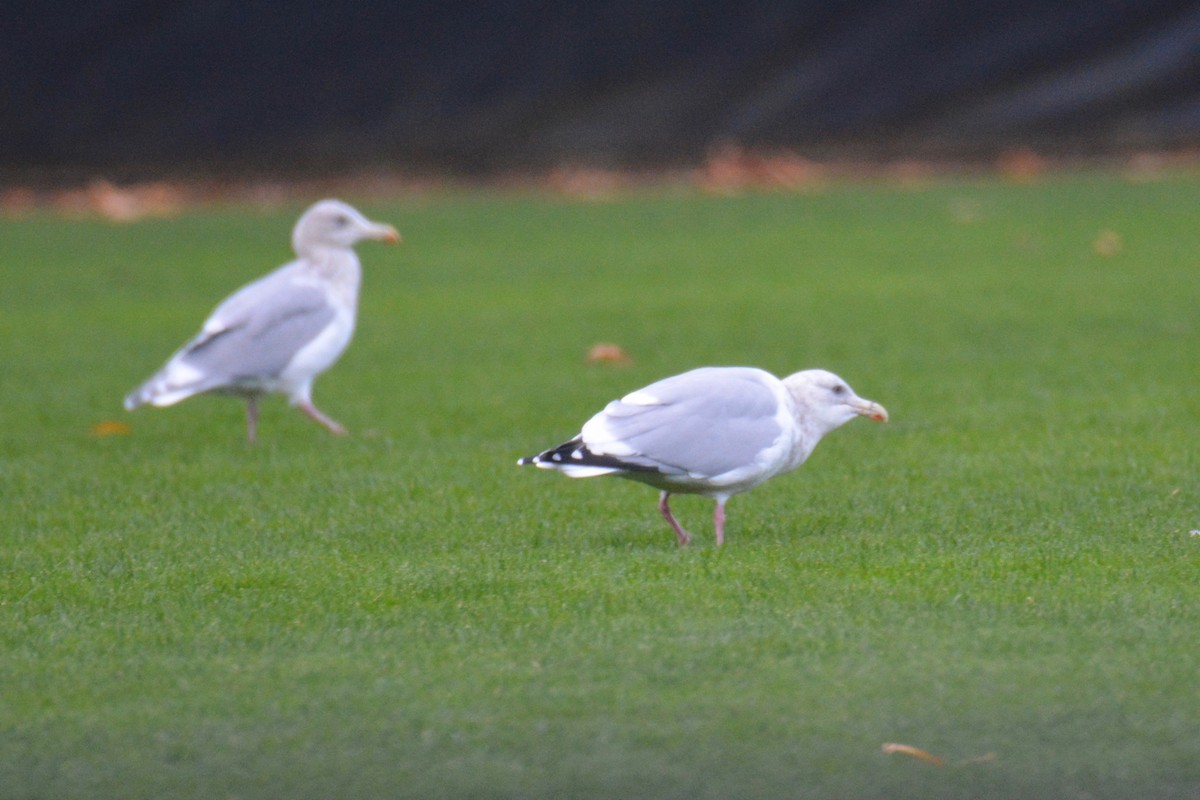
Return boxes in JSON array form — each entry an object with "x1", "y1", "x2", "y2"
[{"x1": 1, "y1": 173, "x2": 1198, "y2": 799}]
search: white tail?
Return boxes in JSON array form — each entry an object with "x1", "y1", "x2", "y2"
[{"x1": 124, "y1": 359, "x2": 208, "y2": 410}]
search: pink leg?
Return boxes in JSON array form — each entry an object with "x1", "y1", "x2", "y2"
[
  {"x1": 713, "y1": 498, "x2": 727, "y2": 547},
  {"x1": 658, "y1": 491, "x2": 691, "y2": 546},
  {"x1": 298, "y1": 400, "x2": 347, "y2": 436},
  {"x1": 245, "y1": 396, "x2": 259, "y2": 444}
]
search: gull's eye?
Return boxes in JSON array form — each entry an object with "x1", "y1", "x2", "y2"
[
  {"x1": 832, "y1": 384, "x2": 847, "y2": 396},
  {"x1": 333, "y1": 215, "x2": 350, "y2": 227}
]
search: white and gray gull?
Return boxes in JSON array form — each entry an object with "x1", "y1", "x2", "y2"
[
  {"x1": 124, "y1": 199, "x2": 399, "y2": 442},
  {"x1": 519, "y1": 366, "x2": 888, "y2": 546}
]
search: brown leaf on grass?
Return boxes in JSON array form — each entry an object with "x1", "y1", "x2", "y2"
[
  {"x1": 881, "y1": 742, "x2": 945, "y2": 766},
  {"x1": 1093, "y1": 230, "x2": 1122, "y2": 256},
  {"x1": 585, "y1": 342, "x2": 632, "y2": 365},
  {"x1": 90, "y1": 420, "x2": 132, "y2": 437}
]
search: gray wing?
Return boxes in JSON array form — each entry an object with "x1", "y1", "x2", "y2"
[
  {"x1": 581, "y1": 367, "x2": 785, "y2": 478},
  {"x1": 178, "y1": 280, "x2": 335, "y2": 385}
]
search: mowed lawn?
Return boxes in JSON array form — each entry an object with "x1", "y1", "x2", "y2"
[{"x1": 1, "y1": 173, "x2": 1197, "y2": 799}]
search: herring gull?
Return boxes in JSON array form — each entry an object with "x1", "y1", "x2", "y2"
[
  {"x1": 124, "y1": 199, "x2": 399, "y2": 441},
  {"x1": 519, "y1": 367, "x2": 887, "y2": 545}
]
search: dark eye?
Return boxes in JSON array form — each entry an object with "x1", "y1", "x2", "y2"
[
  {"x1": 832, "y1": 384, "x2": 846, "y2": 395},
  {"x1": 333, "y1": 215, "x2": 349, "y2": 227}
]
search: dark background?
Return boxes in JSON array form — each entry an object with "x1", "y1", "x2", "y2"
[{"x1": 5, "y1": 1, "x2": 1200, "y2": 179}]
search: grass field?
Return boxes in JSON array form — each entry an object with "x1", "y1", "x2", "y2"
[{"x1": 1, "y1": 172, "x2": 1198, "y2": 799}]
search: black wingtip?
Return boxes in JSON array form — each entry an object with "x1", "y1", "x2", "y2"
[{"x1": 520, "y1": 438, "x2": 660, "y2": 474}]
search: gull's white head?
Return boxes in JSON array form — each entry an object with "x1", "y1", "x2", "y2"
[
  {"x1": 782, "y1": 369, "x2": 889, "y2": 433},
  {"x1": 292, "y1": 199, "x2": 400, "y2": 256}
]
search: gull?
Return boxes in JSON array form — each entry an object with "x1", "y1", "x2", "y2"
[
  {"x1": 519, "y1": 367, "x2": 888, "y2": 545},
  {"x1": 124, "y1": 199, "x2": 399, "y2": 441}
]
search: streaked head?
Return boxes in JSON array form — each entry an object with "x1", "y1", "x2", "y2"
[
  {"x1": 292, "y1": 199, "x2": 400, "y2": 255},
  {"x1": 782, "y1": 369, "x2": 888, "y2": 431}
]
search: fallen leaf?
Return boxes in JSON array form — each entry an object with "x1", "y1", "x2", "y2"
[
  {"x1": 1093, "y1": 230, "x2": 1122, "y2": 256},
  {"x1": 586, "y1": 342, "x2": 632, "y2": 364},
  {"x1": 881, "y1": 742, "x2": 944, "y2": 766},
  {"x1": 90, "y1": 420, "x2": 131, "y2": 437}
]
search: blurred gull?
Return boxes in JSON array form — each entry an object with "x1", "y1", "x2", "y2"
[
  {"x1": 124, "y1": 199, "x2": 399, "y2": 441},
  {"x1": 520, "y1": 367, "x2": 887, "y2": 546}
]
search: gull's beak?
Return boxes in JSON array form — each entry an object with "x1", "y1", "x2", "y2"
[
  {"x1": 853, "y1": 398, "x2": 889, "y2": 422},
  {"x1": 371, "y1": 223, "x2": 401, "y2": 244}
]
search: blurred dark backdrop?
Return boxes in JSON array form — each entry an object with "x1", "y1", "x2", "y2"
[{"x1": 5, "y1": 1, "x2": 1200, "y2": 178}]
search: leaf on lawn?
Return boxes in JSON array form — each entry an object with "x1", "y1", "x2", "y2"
[
  {"x1": 1093, "y1": 230, "x2": 1122, "y2": 257},
  {"x1": 586, "y1": 342, "x2": 632, "y2": 364},
  {"x1": 90, "y1": 420, "x2": 131, "y2": 437},
  {"x1": 881, "y1": 742, "x2": 944, "y2": 766}
]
